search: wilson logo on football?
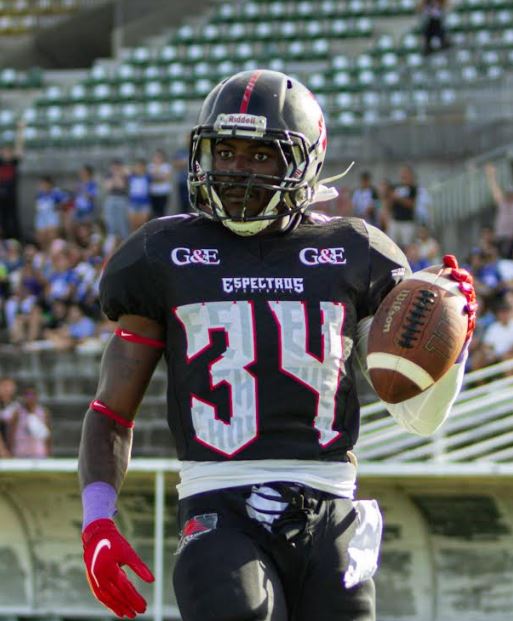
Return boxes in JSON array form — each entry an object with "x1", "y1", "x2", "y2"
[
  {"x1": 299, "y1": 247, "x2": 347, "y2": 266},
  {"x1": 170, "y1": 247, "x2": 220, "y2": 266}
]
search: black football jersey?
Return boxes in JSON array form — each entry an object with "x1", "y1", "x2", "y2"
[{"x1": 100, "y1": 213, "x2": 410, "y2": 462}]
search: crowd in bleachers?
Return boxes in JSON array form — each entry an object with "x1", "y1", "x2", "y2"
[{"x1": 2, "y1": 152, "x2": 513, "y2": 373}]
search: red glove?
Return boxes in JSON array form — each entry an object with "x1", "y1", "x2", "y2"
[
  {"x1": 443, "y1": 254, "x2": 478, "y2": 341},
  {"x1": 83, "y1": 518, "x2": 154, "y2": 619}
]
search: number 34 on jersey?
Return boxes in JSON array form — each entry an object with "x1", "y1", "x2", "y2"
[{"x1": 174, "y1": 300, "x2": 346, "y2": 457}]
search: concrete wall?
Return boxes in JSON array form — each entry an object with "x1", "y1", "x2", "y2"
[{"x1": 0, "y1": 466, "x2": 512, "y2": 620}]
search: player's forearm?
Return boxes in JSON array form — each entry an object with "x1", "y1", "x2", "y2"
[{"x1": 78, "y1": 410, "x2": 132, "y2": 491}]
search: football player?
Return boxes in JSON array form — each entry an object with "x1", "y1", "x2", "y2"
[{"x1": 79, "y1": 70, "x2": 476, "y2": 621}]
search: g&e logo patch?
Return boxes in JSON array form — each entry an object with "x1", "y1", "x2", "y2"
[
  {"x1": 299, "y1": 247, "x2": 347, "y2": 266},
  {"x1": 170, "y1": 247, "x2": 220, "y2": 266}
]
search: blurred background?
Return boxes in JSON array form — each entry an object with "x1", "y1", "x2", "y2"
[{"x1": 1, "y1": 0, "x2": 513, "y2": 619}]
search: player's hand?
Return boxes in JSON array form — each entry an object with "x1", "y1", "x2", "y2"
[
  {"x1": 443, "y1": 254, "x2": 478, "y2": 343},
  {"x1": 82, "y1": 518, "x2": 154, "y2": 619}
]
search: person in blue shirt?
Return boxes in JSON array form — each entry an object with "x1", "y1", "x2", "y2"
[
  {"x1": 128, "y1": 159, "x2": 151, "y2": 232},
  {"x1": 74, "y1": 165, "x2": 98, "y2": 224},
  {"x1": 34, "y1": 176, "x2": 67, "y2": 250}
]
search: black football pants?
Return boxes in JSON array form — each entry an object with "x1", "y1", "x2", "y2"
[{"x1": 173, "y1": 486, "x2": 376, "y2": 621}]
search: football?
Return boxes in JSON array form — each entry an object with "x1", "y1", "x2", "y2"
[{"x1": 367, "y1": 265, "x2": 468, "y2": 403}]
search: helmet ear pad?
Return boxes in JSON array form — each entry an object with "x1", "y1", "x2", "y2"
[{"x1": 187, "y1": 70, "x2": 328, "y2": 236}]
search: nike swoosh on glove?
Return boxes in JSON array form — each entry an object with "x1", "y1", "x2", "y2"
[
  {"x1": 443, "y1": 254, "x2": 478, "y2": 361},
  {"x1": 83, "y1": 518, "x2": 154, "y2": 619}
]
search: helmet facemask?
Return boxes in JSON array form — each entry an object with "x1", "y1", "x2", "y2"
[{"x1": 189, "y1": 123, "x2": 323, "y2": 236}]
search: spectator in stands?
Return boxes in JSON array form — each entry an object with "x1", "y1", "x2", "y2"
[
  {"x1": 7, "y1": 385, "x2": 51, "y2": 458},
  {"x1": 103, "y1": 159, "x2": 129, "y2": 242},
  {"x1": 388, "y1": 165, "x2": 418, "y2": 248},
  {"x1": 377, "y1": 178, "x2": 394, "y2": 232},
  {"x1": 148, "y1": 149, "x2": 172, "y2": 219},
  {"x1": 0, "y1": 377, "x2": 18, "y2": 457},
  {"x1": 415, "y1": 224, "x2": 441, "y2": 264},
  {"x1": 68, "y1": 165, "x2": 98, "y2": 236},
  {"x1": 5, "y1": 281, "x2": 42, "y2": 345},
  {"x1": 45, "y1": 244, "x2": 79, "y2": 305},
  {"x1": 44, "y1": 303, "x2": 95, "y2": 350},
  {"x1": 172, "y1": 139, "x2": 191, "y2": 213},
  {"x1": 481, "y1": 297, "x2": 513, "y2": 365},
  {"x1": 0, "y1": 120, "x2": 25, "y2": 241},
  {"x1": 485, "y1": 163, "x2": 513, "y2": 258},
  {"x1": 351, "y1": 171, "x2": 379, "y2": 226},
  {"x1": 34, "y1": 176, "x2": 67, "y2": 251},
  {"x1": 418, "y1": 0, "x2": 450, "y2": 56},
  {"x1": 128, "y1": 159, "x2": 151, "y2": 232},
  {"x1": 467, "y1": 293, "x2": 498, "y2": 371},
  {"x1": 405, "y1": 240, "x2": 431, "y2": 272}
]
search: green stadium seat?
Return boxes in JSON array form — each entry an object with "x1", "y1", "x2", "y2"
[
  {"x1": 176, "y1": 24, "x2": 195, "y2": 43},
  {"x1": 70, "y1": 123, "x2": 88, "y2": 140},
  {"x1": 390, "y1": 108, "x2": 407, "y2": 121},
  {"x1": 268, "y1": 58, "x2": 285, "y2": 72},
  {"x1": 227, "y1": 22, "x2": 247, "y2": 41},
  {"x1": 203, "y1": 24, "x2": 220, "y2": 42},
  {"x1": 144, "y1": 65, "x2": 161, "y2": 80},
  {"x1": 0, "y1": 67, "x2": 17, "y2": 87},
  {"x1": 502, "y1": 28, "x2": 513, "y2": 45},
  {"x1": 158, "y1": 45, "x2": 177, "y2": 62},
  {"x1": 144, "y1": 81, "x2": 164, "y2": 99},
  {"x1": 22, "y1": 107, "x2": 38, "y2": 124},
  {"x1": 332, "y1": 55, "x2": 351, "y2": 70},
  {"x1": 131, "y1": 47, "x2": 151, "y2": 65},
  {"x1": 298, "y1": 1, "x2": 314, "y2": 18},
  {"x1": 357, "y1": 54, "x2": 374, "y2": 70},
  {"x1": 435, "y1": 68, "x2": 453, "y2": 83},
  {"x1": 362, "y1": 109, "x2": 380, "y2": 125},
  {"x1": 312, "y1": 38, "x2": 329, "y2": 56},
  {"x1": 305, "y1": 21, "x2": 322, "y2": 38},
  {"x1": 381, "y1": 52, "x2": 399, "y2": 68},
  {"x1": 440, "y1": 88, "x2": 456, "y2": 104},
  {"x1": 461, "y1": 65, "x2": 479, "y2": 81},
  {"x1": 405, "y1": 52, "x2": 423, "y2": 67},
  {"x1": 234, "y1": 43, "x2": 252, "y2": 60},
  {"x1": 336, "y1": 92, "x2": 356, "y2": 109},
  {"x1": 89, "y1": 65, "x2": 108, "y2": 83},
  {"x1": 118, "y1": 82, "x2": 138, "y2": 99},
  {"x1": 211, "y1": 44, "x2": 229, "y2": 60},
  {"x1": 92, "y1": 83, "x2": 111, "y2": 101},
  {"x1": 486, "y1": 65, "x2": 504, "y2": 79},
  {"x1": 1, "y1": 129, "x2": 15, "y2": 143},
  {"x1": 0, "y1": 109, "x2": 15, "y2": 126},
  {"x1": 217, "y1": 60, "x2": 236, "y2": 77},
  {"x1": 254, "y1": 22, "x2": 273, "y2": 40},
  {"x1": 382, "y1": 70, "x2": 400, "y2": 87},
  {"x1": 71, "y1": 104, "x2": 89, "y2": 121},
  {"x1": 69, "y1": 83, "x2": 87, "y2": 102},
  {"x1": 389, "y1": 90, "x2": 408, "y2": 108},
  {"x1": 475, "y1": 29, "x2": 493, "y2": 46},
  {"x1": 362, "y1": 91, "x2": 380, "y2": 108},
  {"x1": 46, "y1": 105, "x2": 62, "y2": 122},
  {"x1": 186, "y1": 44, "x2": 205, "y2": 61},
  {"x1": 469, "y1": 11, "x2": 488, "y2": 30},
  {"x1": 169, "y1": 81, "x2": 187, "y2": 96},
  {"x1": 166, "y1": 62, "x2": 185, "y2": 78},
  {"x1": 242, "y1": 59, "x2": 259, "y2": 71},
  {"x1": 376, "y1": 34, "x2": 395, "y2": 52},
  {"x1": 97, "y1": 103, "x2": 115, "y2": 120},
  {"x1": 333, "y1": 71, "x2": 352, "y2": 89},
  {"x1": 455, "y1": 48, "x2": 473, "y2": 64},
  {"x1": 121, "y1": 102, "x2": 140, "y2": 119}
]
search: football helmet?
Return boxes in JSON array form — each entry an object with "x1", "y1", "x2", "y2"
[{"x1": 188, "y1": 69, "x2": 328, "y2": 236}]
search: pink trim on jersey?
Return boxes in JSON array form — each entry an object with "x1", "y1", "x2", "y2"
[
  {"x1": 114, "y1": 327, "x2": 165, "y2": 349},
  {"x1": 239, "y1": 70, "x2": 263, "y2": 113},
  {"x1": 90, "y1": 400, "x2": 134, "y2": 429}
]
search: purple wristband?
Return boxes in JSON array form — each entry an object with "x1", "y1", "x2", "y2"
[{"x1": 82, "y1": 481, "x2": 118, "y2": 531}]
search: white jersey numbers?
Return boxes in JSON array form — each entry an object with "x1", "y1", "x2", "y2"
[
  {"x1": 175, "y1": 300, "x2": 346, "y2": 455},
  {"x1": 174, "y1": 301, "x2": 258, "y2": 457},
  {"x1": 269, "y1": 301, "x2": 345, "y2": 446}
]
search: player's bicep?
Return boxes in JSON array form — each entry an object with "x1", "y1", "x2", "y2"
[{"x1": 95, "y1": 315, "x2": 165, "y2": 421}]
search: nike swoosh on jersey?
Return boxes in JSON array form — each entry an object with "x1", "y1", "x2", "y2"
[{"x1": 91, "y1": 538, "x2": 112, "y2": 587}]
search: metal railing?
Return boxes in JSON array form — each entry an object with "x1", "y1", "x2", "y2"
[{"x1": 358, "y1": 358, "x2": 513, "y2": 463}]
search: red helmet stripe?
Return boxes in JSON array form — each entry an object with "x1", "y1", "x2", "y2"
[{"x1": 239, "y1": 70, "x2": 263, "y2": 113}]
